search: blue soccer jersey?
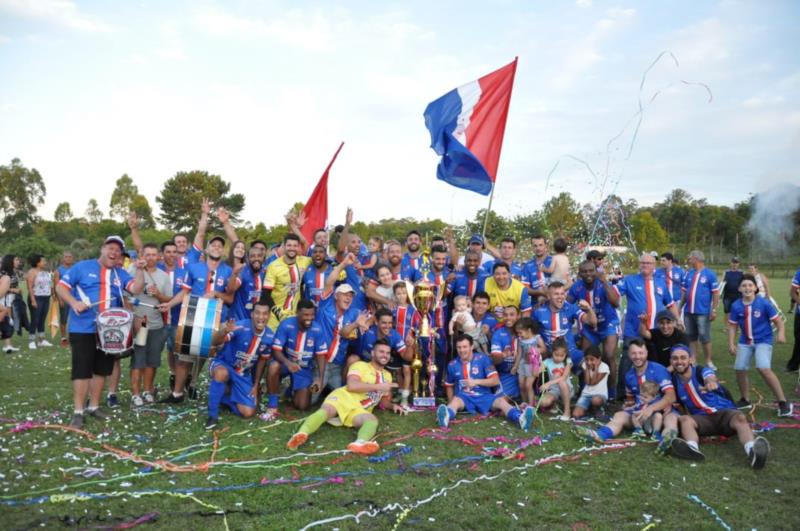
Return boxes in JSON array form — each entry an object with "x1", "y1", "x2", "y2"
[
  {"x1": 401, "y1": 253, "x2": 423, "y2": 272},
  {"x1": 58, "y1": 260, "x2": 136, "y2": 334},
  {"x1": 315, "y1": 292, "x2": 360, "y2": 365},
  {"x1": 216, "y1": 319, "x2": 274, "y2": 376},
  {"x1": 272, "y1": 317, "x2": 328, "y2": 369},
  {"x1": 341, "y1": 264, "x2": 369, "y2": 312},
  {"x1": 393, "y1": 304, "x2": 421, "y2": 341},
  {"x1": 445, "y1": 353, "x2": 498, "y2": 397},
  {"x1": 230, "y1": 266, "x2": 266, "y2": 321},
  {"x1": 567, "y1": 279, "x2": 619, "y2": 327},
  {"x1": 673, "y1": 366, "x2": 736, "y2": 415},
  {"x1": 302, "y1": 263, "x2": 336, "y2": 306},
  {"x1": 728, "y1": 297, "x2": 779, "y2": 345},
  {"x1": 447, "y1": 269, "x2": 490, "y2": 299},
  {"x1": 616, "y1": 274, "x2": 674, "y2": 338},
  {"x1": 419, "y1": 269, "x2": 449, "y2": 329},
  {"x1": 522, "y1": 256, "x2": 553, "y2": 290},
  {"x1": 792, "y1": 269, "x2": 800, "y2": 316},
  {"x1": 681, "y1": 267, "x2": 719, "y2": 315},
  {"x1": 532, "y1": 302, "x2": 584, "y2": 351},
  {"x1": 359, "y1": 325, "x2": 406, "y2": 360},
  {"x1": 624, "y1": 361, "x2": 674, "y2": 406},
  {"x1": 490, "y1": 326, "x2": 517, "y2": 374},
  {"x1": 655, "y1": 266, "x2": 684, "y2": 303}
]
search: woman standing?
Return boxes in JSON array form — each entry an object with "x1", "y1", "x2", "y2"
[
  {"x1": 0, "y1": 255, "x2": 17, "y2": 353},
  {"x1": 25, "y1": 254, "x2": 53, "y2": 349}
]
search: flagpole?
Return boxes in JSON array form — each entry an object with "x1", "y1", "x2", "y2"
[{"x1": 481, "y1": 182, "x2": 496, "y2": 239}]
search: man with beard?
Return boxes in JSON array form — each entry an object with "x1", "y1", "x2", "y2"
[
  {"x1": 402, "y1": 230, "x2": 424, "y2": 272},
  {"x1": 56, "y1": 236, "x2": 146, "y2": 429},
  {"x1": 229, "y1": 246, "x2": 265, "y2": 320},
  {"x1": 568, "y1": 260, "x2": 620, "y2": 392},
  {"x1": 418, "y1": 245, "x2": 451, "y2": 379},
  {"x1": 158, "y1": 236, "x2": 236, "y2": 404},
  {"x1": 302, "y1": 245, "x2": 339, "y2": 306},
  {"x1": 679, "y1": 250, "x2": 720, "y2": 369},
  {"x1": 655, "y1": 252, "x2": 684, "y2": 306},
  {"x1": 157, "y1": 240, "x2": 186, "y2": 394},
  {"x1": 306, "y1": 228, "x2": 330, "y2": 257},
  {"x1": 263, "y1": 233, "x2": 312, "y2": 331},
  {"x1": 448, "y1": 250, "x2": 490, "y2": 299},
  {"x1": 668, "y1": 346, "x2": 769, "y2": 468},
  {"x1": 522, "y1": 235, "x2": 553, "y2": 300},
  {"x1": 489, "y1": 305, "x2": 523, "y2": 399},
  {"x1": 205, "y1": 295, "x2": 274, "y2": 430},
  {"x1": 286, "y1": 339, "x2": 406, "y2": 455},
  {"x1": 483, "y1": 237, "x2": 524, "y2": 280},
  {"x1": 536, "y1": 280, "x2": 597, "y2": 368}
]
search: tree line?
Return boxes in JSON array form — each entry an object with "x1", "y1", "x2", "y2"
[{"x1": 1, "y1": 157, "x2": 797, "y2": 265}]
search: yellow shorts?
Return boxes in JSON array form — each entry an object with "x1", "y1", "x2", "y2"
[{"x1": 323, "y1": 388, "x2": 373, "y2": 428}]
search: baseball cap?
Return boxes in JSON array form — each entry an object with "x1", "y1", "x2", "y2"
[
  {"x1": 334, "y1": 284, "x2": 355, "y2": 295},
  {"x1": 731, "y1": 256, "x2": 740, "y2": 263},
  {"x1": 468, "y1": 234, "x2": 484, "y2": 246},
  {"x1": 104, "y1": 235, "x2": 126, "y2": 250},
  {"x1": 208, "y1": 235, "x2": 226, "y2": 246},
  {"x1": 655, "y1": 309, "x2": 676, "y2": 323}
]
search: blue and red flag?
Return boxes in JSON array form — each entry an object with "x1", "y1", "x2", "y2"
[{"x1": 424, "y1": 58, "x2": 518, "y2": 196}]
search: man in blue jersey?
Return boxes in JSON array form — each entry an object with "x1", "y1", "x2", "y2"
[
  {"x1": 258, "y1": 299, "x2": 327, "y2": 416},
  {"x1": 655, "y1": 252, "x2": 684, "y2": 305},
  {"x1": 680, "y1": 250, "x2": 720, "y2": 369},
  {"x1": 535, "y1": 280, "x2": 597, "y2": 368},
  {"x1": 721, "y1": 257, "x2": 744, "y2": 317},
  {"x1": 302, "y1": 245, "x2": 337, "y2": 306},
  {"x1": 354, "y1": 308, "x2": 407, "y2": 364},
  {"x1": 56, "y1": 236, "x2": 146, "y2": 429},
  {"x1": 577, "y1": 339, "x2": 679, "y2": 448},
  {"x1": 53, "y1": 250, "x2": 75, "y2": 348},
  {"x1": 402, "y1": 230, "x2": 424, "y2": 272},
  {"x1": 229, "y1": 246, "x2": 265, "y2": 321},
  {"x1": 483, "y1": 237, "x2": 524, "y2": 280},
  {"x1": 490, "y1": 305, "x2": 523, "y2": 399},
  {"x1": 668, "y1": 346, "x2": 769, "y2": 468},
  {"x1": 418, "y1": 245, "x2": 451, "y2": 381},
  {"x1": 448, "y1": 250, "x2": 490, "y2": 299},
  {"x1": 437, "y1": 334, "x2": 535, "y2": 431},
  {"x1": 522, "y1": 234, "x2": 553, "y2": 301},
  {"x1": 205, "y1": 296, "x2": 274, "y2": 430}
]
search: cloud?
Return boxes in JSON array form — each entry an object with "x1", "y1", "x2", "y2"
[
  {"x1": 0, "y1": 34, "x2": 9, "y2": 43},
  {"x1": 576, "y1": 0, "x2": 593, "y2": 7},
  {"x1": 0, "y1": 0, "x2": 111, "y2": 32}
]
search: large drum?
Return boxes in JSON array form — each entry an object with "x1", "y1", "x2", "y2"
[
  {"x1": 96, "y1": 308, "x2": 135, "y2": 357},
  {"x1": 175, "y1": 294, "x2": 223, "y2": 359}
]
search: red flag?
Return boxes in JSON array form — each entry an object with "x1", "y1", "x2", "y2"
[{"x1": 300, "y1": 142, "x2": 344, "y2": 245}]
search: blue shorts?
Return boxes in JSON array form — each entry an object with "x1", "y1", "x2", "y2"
[
  {"x1": 581, "y1": 321, "x2": 619, "y2": 346},
  {"x1": 498, "y1": 372, "x2": 520, "y2": 399},
  {"x1": 575, "y1": 391, "x2": 607, "y2": 410},
  {"x1": 684, "y1": 313, "x2": 711, "y2": 344},
  {"x1": 280, "y1": 363, "x2": 315, "y2": 392},
  {"x1": 209, "y1": 360, "x2": 256, "y2": 409},
  {"x1": 457, "y1": 392, "x2": 497, "y2": 414},
  {"x1": 734, "y1": 343, "x2": 773, "y2": 370}
]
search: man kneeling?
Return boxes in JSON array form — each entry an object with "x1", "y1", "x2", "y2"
[
  {"x1": 286, "y1": 338, "x2": 405, "y2": 455},
  {"x1": 669, "y1": 346, "x2": 769, "y2": 469},
  {"x1": 436, "y1": 334, "x2": 535, "y2": 431}
]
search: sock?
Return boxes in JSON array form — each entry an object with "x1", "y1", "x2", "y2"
[
  {"x1": 74, "y1": 409, "x2": 84, "y2": 415},
  {"x1": 268, "y1": 394, "x2": 279, "y2": 409},
  {"x1": 744, "y1": 441, "x2": 754, "y2": 455},
  {"x1": 400, "y1": 389, "x2": 410, "y2": 398},
  {"x1": 298, "y1": 409, "x2": 329, "y2": 436},
  {"x1": 356, "y1": 419, "x2": 378, "y2": 442},
  {"x1": 208, "y1": 380, "x2": 225, "y2": 418},
  {"x1": 507, "y1": 407, "x2": 521, "y2": 423},
  {"x1": 221, "y1": 393, "x2": 241, "y2": 417},
  {"x1": 596, "y1": 426, "x2": 614, "y2": 440},
  {"x1": 172, "y1": 391, "x2": 184, "y2": 398},
  {"x1": 86, "y1": 405, "x2": 98, "y2": 412},
  {"x1": 447, "y1": 407, "x2": 456, "y2": 420},
  {"x1": 687, "y1": 440, "x2": 699, "y2": 451}
]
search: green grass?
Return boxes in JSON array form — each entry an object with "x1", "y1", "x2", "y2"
[{"x1": 2, "y1": 281, "x2": 799, "y2": 530}]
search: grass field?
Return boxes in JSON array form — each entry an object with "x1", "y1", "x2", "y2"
[{"x1": 2, "y1": 280, "x2": 799, "y2": 530}]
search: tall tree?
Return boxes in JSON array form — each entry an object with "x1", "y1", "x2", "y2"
[
  {"x1": 0, "y1": 158, "x2": 47, "y2": 234},
  {"x1": 54, "y1": 201, "x2": 74, "y2": 222},
  {"x1": 109, "y1": 174, "x2": 139, "y2": 220},
  {"x1": 85, "y1": 198, "x2": 103, "y2": 223},
  {"x1": 156, "y1": 171, "x2": 245, "y2": 233},
  {"x1": 542, "y1": 192, "x2": 586, "y2": 240},
  {"x1": 630, "y1": 211, "x2": 668, "y2": 253}
]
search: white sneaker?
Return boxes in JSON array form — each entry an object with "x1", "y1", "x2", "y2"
[
  {"x1": 131, "y1": 395, "x2": 144, "y2": 407},
  {"x1": 39, "y1": 339, "x2": 53, "y2": 347},
  {"x1": 4, "y1": 346, "x2": 19, "y2": 353},
  {"x1": 143, "y1": 392, "x2": 155, "y2": 404},
  {"x1": 557, "y1": 415, "x2": 572, "y2": 422},
  {"x1": 28, "y1": 341, "x2": 37, "y2": 350}
]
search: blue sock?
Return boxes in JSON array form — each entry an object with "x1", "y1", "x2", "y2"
[
  {"x1": 447, "y1": 407, "x2": 456, "y2": 420},
  {"x1": 221, "y1": 393, "x2": 241, "y2": 417},
  {"x1": 208, "y1": 380, "x2": 225, "y2": 418},
  {"x1": 507, "y1": 407, "x2": 521, "y2": 423},
  {"x1": 597, "y1": 426, "x2": 613, "y2": 440},
  {"x1": 268, "y1": 394, "x2": 279, "y2": 409}
]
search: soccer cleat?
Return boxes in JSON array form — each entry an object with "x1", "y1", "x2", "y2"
[
  {"x1": 576, "y1": 426, "x2": 604, "y2": 444},
  {"x1": 39, "y1": 339, "x2": 53, "y2": 347},
  {"x1": 259, "y1": 409, "x2": 279, "y2": 422},
  {"x1": 656, "y1": 430, "x2": 677, "y2": 456},
  {"x1": 735, "y1": 398, "x2": 752, "y2": 409},
  {"x1": 205, "y1": 416, "x2": 218, "y2": 430},
  {"x1": 131, "y1": 395, "x2": 144, "y2": 408},
  {"x1": 106, "y1": 394, "x2": 120, "y2": 409},
  {"x1": 556, "y1": 415, "x2": 571, "y2": 422},
  {"x1": 631, "y1": 427, "x2": 646, "y2": 439},
  {"x1": 749, "y1": 436, "x2": 769, "y2": 470},
  {"x1": 69, "y1": 413, "x2": 84, "y2": 429},
  {"x1": 286, "y1": 432, "x2": 308, "y2": 450},
  {"x1": 520, "y1": 406, "x2": 535, "y2": 432},
  {"x1": 347, "y1": 440, "x2": 380, "y2": 455},
  {"x1": 436, "y1": 404, "x2": 450, "y2": 428},
  {"x1": 86, "y1": 408, "x2": 108, "y2": 420},
  {"x1": 159, "y1": 393, "x2": 185, "y2": 404},
  {"x1": 670, "y1": 438, "x2": 705, "y2": 461},
  {"x1": 777, "y1": 402, "x2": 793, "y2": 417}
]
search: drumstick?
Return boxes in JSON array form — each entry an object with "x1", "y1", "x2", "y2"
[{"x1": 126, "y1": 297, "x2": 157, "y2": 309}]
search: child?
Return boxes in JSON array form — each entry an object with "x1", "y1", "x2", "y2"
[
  {"x1": 449, "y1": 295, "x2": 480, "y2": 343},
  {"x1": 537, "y1": 337, "x2": 573, "y2": 420},
  {"x1": 727, "y1": 273, "x2": 792, "y2": 416},
  {"x1": 511, "y1": 317, "x2": 545, "y2": 406},
  {"x1": 355, "y1": 236, "x2": 382, "y2": 279},
  {"x1": 550, "y1": 238, "x2": 572, "y2": 288},
  {"x1": 392, "y1": 280, "x2": 421, "y2": 407},
  {"x1": 572, "y1": 346, "x2": 610, "y2": 418},
  {"x1": 628, "y1": 381, "x2": 663, "y2": 438}
]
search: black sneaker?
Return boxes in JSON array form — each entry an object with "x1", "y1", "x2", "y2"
[
  {"x1": 670, "y1": 438, "x2": 705, "y2": 461},
  {"x1": 106, "y1": 394, "x2": 120, "y2": 409},
  {"x1": 159, "y1": 393, "x2": 185, "y2": 404},
  {"x1": 785, "y1": 366, "x2": 799, "y2": 373},
  {"x1": 86, "y1": 408, "x2": 108, "y2": 421},
  {"x1": 187, "y1": 386, "x2": 199, "y2": 400},
  {"x1": 69, "y1": 413, "x2": 84, "y2": 429},
  {"x1": 735, "y1": 398, "x2": 751, "y2": 410},
  {"x1": 777, "y1": 402, "x2": 793, "y2": 417},
  {"x1": 204, "y1": 416, "x2": 218, "y2": 430},
  {"x1": 749, "y1": 436, "x2": 769, "y2": 470},
  {"x1": 169, "y1": 373, "x2": 176, "y2": 391}
]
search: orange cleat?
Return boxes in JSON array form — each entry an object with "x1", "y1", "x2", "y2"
[
  {"x1": 347, "y1": 440, "x2": 380, "y2": 455},
  {"x1": 286, "y1": 432, "x2": 308, "y2": 450}
]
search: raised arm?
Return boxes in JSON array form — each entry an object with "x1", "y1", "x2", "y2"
[
  {"x1": 193, "y1": 198, "x2": 210, "y2": 251},
  {"x1": 128, "y1": 211, "x2": 143, "y2": 255},
  {"x1": 217, "y1": 207, "x2": 239, "y2": 244}
]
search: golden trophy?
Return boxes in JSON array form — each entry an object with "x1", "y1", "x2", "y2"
[{"x1": 412, "y1": 279, "x2": 437, "y2": 407}]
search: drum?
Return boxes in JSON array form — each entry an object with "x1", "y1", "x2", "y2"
[
  {"x1": 96, "y1": 308, "x2": 135, "y2": 357},
  {"x1": 175, "y1": 294, "x2": 223, "y2": 359}
]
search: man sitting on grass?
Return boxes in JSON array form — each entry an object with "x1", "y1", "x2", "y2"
[
  {"x1": 286, "y1": 338, "x2": 406, "y2": 456},
  {"x1": 668, "y1": 345, "x2": 770, "y2": 469}
]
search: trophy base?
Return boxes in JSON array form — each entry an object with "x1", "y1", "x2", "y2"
[{"x1": 412, "y1": 396, "x2": 437, "y2": 408}]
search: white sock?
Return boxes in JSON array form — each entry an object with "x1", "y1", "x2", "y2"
[
  {"x1": 687, "y1": 440, "x2": 699, "y2": 451},
  {"x1": 74, "y1": 409, "x2": 84, "y2": 415},
  {"x1": 400, "y1": 389, "x2": 410, "y2": 398},
  {"x1": 173, "y1": 391, "x2": 183, "y2": 397},
  {"x1": 744, "y1": 441, "x2": 754, "y2": 455},
  {"x1": 86, "y1": 405, "x2": 97, "y2": 412}
]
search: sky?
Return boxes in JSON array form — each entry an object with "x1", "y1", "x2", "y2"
[{"x1": 1, "y1": 0, "x2": 798, "y2": 229}]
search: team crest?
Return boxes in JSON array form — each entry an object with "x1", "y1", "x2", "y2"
[
  {"x1": 216, "y1": 278, "x2": 224, "y2": 287},
  {"x1": 656, "y1": 287, "x2": 663, "y2": 295},
  {"x1": 562, "y1": 317, "x2": 568, "y2": 325},
  {"x1": 754, "y1": 310, "x2": 762, "y2": 318},
  {"x1": 700, "y1": 277, "x2": 707, "y2": 284},
  {"x1": 471, "y1": 367, "x2": 479, "y2": 375}
]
